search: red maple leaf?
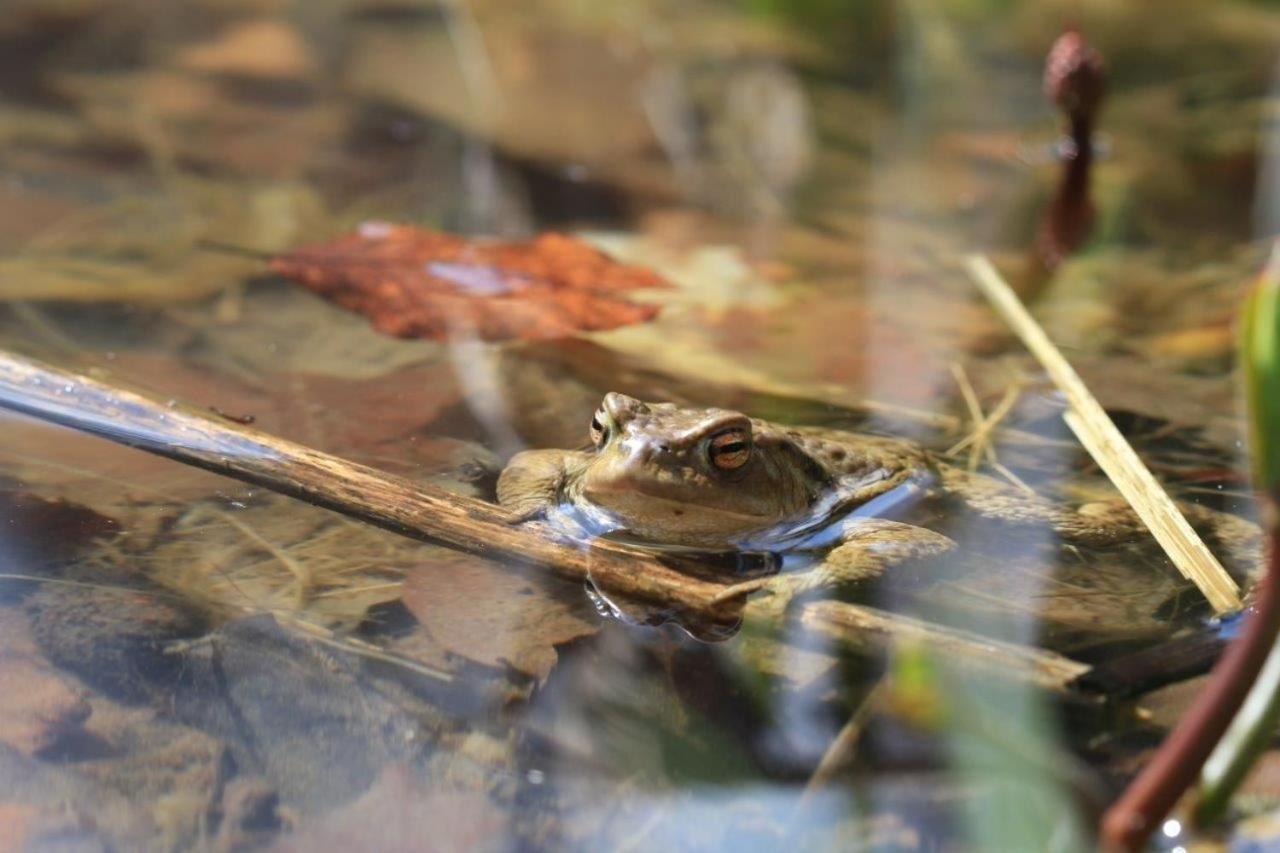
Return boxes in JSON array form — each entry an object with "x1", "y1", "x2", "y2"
[{"x1": 270, "y1": 224, "x2": 669, "y2": 342}]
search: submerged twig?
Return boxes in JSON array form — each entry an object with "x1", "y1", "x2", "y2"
[
  {"x1": 0, "y1": 347, "x2": 1089, "y2": 692},
  {"x1": 165, "y1": 608, "x2": 454, "y2": 683},
  {"x1": 802, "y1": 680, "x2": 885, "y2": 800},
  {"x1": 800, "y1": 601, "x2": 1088, "y2": 688},
  {"x1": 965, "y1": 254, "x2": 1242, "y2": 614},
  {"x1": 213, "y1": 510, "x2": 314, "y2": 609}
]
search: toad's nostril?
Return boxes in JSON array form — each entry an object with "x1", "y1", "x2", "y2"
[{"x1": 604, "y1": 392, "x2": 648, "y2": 423}]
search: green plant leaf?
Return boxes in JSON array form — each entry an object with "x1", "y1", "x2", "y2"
[{"x1": 1241, "y1": 244, "x2": 1280, "y2": 495}]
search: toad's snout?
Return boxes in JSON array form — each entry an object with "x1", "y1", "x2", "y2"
[
  {"x1": 620, "y1": 435, "x2": 682, "y2": 468},
  {"x1": 603, "y1": 392, "x2": 649, "y2": 424}
]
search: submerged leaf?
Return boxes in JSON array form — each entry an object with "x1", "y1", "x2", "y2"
[
  {"x1": 271, "y1": 225, "x2": 670, "y2": 342},
  {"x1": 400, "y1": 553, "x2": 598, "y2": 684},
  {"x1": 0, "y1": 489, "x2": 120, "y2": 566}
]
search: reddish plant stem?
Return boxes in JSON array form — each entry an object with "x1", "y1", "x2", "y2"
[
  {"x1": 1100, "y1": 524, "x2": 1279, "y2": 851},
  {"x1": 1036, "y1": 105, "x2": 1099, "y2": 271},
  {"x1": 1062, "y1": 114, "x2": 1095, "y2": 206},
  {"x1": 1022, "y1": 28, "x2": 1105, "y2": 293}
]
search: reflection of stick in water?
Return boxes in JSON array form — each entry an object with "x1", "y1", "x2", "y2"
[{"x1": 0, "y1": 347, "x2": 1087, "y2": 692}]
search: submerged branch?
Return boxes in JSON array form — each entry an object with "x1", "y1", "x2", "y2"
[{"x1": 0, "y1": 347, "x2": 1086, "y2": 692}]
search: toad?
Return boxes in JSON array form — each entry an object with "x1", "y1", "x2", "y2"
[{"x1": 497, "y1": 393, "x2": 1257, "y2": 603}]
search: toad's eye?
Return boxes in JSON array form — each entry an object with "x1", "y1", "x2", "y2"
[
  {"x1": 709, "y1": 429, "x2": 751, "y2": 470},
  {"x1": 589, "y1": 412, "x2": 609, "y2": 448}
]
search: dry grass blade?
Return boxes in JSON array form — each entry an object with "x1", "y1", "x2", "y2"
[
  {"x1": 948, "y1": 362, "x2": 989, "y2": 472},
  {"x1": 946, "y1": 363, "x2": 1035, "y2": 494},
  {"x1": 964, "y1": 254, "x2": 1242, "y2": 614}
]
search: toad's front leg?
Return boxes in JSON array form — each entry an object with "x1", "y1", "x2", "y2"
[
  {"x1": 496, "y1": 449, "x2": 578, "y2": 522},
  {"x1": 710, "y1": 519, "x2": 956, "y2": 606}
]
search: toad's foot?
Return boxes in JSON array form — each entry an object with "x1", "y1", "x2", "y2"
[{"x1": 709, "y1": 519, "x2": 956, "y2": 607}]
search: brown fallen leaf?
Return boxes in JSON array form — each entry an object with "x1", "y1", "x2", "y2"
[
  {"x1": 270, "y1": 225, "x2": 669, "y2": 342},
  {"x1": 0, "y1": 488, "x2": 120, "y2": 566},
  {"x1": 0, "y1": 608, "x2": 91, "y2": 757},
  {"x1": 400, "y1": 552, "x2": 598, "y2": 684}
]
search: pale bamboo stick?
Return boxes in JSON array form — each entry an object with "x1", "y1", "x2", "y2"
[{"x1": 964, "y1": 254, "x2": 1241, "y2": 614}]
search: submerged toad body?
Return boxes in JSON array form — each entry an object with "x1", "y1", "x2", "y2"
[{"x1": 497, "y1": 393, "x2": 1254, "y2": 600}]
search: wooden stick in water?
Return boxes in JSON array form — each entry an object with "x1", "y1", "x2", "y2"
[
  {"x1": 964, "y1": 254, "x2": 1242, "y2": 614},
  {"x1": 0, "y1": 347, "x2": 1089, "y2": 692}
]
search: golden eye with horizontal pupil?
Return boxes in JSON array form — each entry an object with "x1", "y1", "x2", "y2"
[
  {"x1": 709, "y1": 429, "x2": 751, "y2": 470},
  {"x1": 589, "y1": 412, "x2": 609, "y2": 447}
]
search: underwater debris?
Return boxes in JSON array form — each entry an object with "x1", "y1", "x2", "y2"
[{"x1": 0, "y1": 489, "x2": 120, "y2": 569}]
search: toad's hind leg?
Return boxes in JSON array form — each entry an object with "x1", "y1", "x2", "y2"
[
  {"x1": 936, "y1": 464, "x2": 1142, "y2": 546},
  {"x1": 936, "y1": 464, "x2": 1262, "y2": 578},
  {"x1": 711, "y1": 519, "x2": 955, "y2": 605}
]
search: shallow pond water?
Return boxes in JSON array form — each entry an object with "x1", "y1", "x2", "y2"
[{"x1": 0, "y1": 0, "x2": 1278, "y2": 850}]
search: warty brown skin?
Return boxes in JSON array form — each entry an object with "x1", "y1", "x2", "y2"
[{"x1": 498, "y1": 393, "x2": 1259, "y2": 598}]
